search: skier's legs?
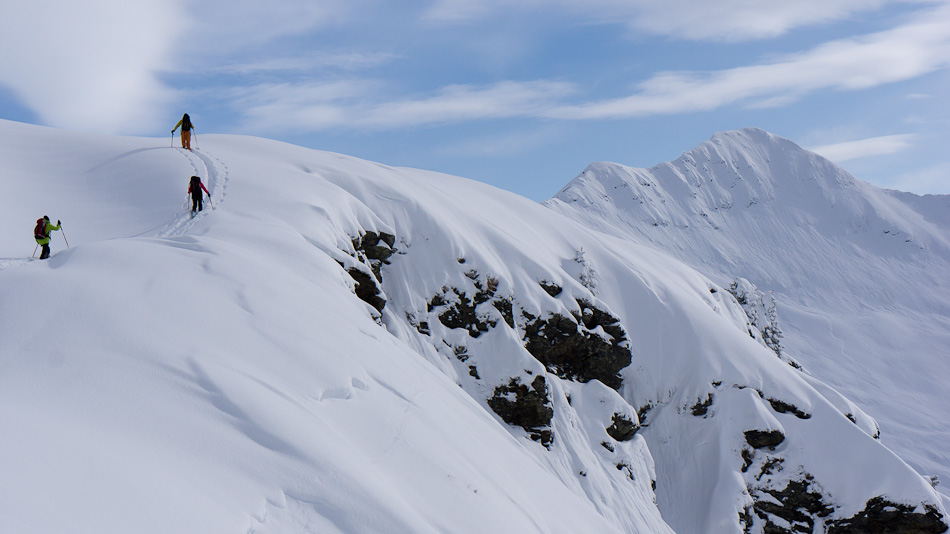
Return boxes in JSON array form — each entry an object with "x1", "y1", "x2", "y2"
[
  {"x1": 39, "y1": 243, "x2": 50, "y2": 259},
  {"x1": 182, "y1": 130, "x2": 191, "y2": 150}
]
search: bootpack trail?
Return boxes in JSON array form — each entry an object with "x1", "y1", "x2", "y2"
[
  {"x1": 0, "y1": 143, "x2": 230, "y2": 271},
  {"x1": 152, "y1": 147, "x2": 229, "y2": 238}
]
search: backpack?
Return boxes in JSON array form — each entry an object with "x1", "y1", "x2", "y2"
[
  {"x1": 34, "y1": 218, "x2": 47, "y2": 239},
  {"x1": 189, "y1": 176, "x2": 200, "y2": 193}
]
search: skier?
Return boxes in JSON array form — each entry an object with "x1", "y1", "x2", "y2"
[
  {"x1": 171, "y1": 113, "x2": 195, "y2": 150},
  {"x1": 188, "y1": 175, "x2": 211, "y2": 215},
  {"x1": 34, "y1": 215, "x2": 61, "y2": 260}
]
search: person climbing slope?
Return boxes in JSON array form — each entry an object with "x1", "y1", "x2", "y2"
[
  {"x1": 34, "y1": 215, "x2": 61, "y2": 259},
  {"x1": 188, "y1": 175, "x2": 211, "y2": 215},
  {"x1": 171, "y1": 113, "x2": 195, "y2": 150}
]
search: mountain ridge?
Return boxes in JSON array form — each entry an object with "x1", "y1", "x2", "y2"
[
  {"x1": 1, "y1": 120, "x2": 946, "y2": 533},
  {"x1": 547, "y1": 127, "x2": 950, "y2": 502}
]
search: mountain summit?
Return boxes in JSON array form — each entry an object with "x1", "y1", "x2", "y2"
[
  {"x1": 547, "y1": 127, "x2": 950, "y2": 505},
  {"x1": 1, "y1": 121, "x2": 946, "y2": 533}
]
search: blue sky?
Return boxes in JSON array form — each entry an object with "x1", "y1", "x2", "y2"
[{"x1": 2, "y1": 0, "x2": 948, "y2": 201}]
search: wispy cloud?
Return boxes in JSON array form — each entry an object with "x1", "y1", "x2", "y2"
[
  {"x1": 547, "y1": 3, "x2": 950, "y2": 119},
  {"x1": 0, "y1": 0, "x2": 185, "y2": 133},
  {"x1": 212, "y1": 52, "x2": 399, "y2": 75},
  {"x1": 423, "y1": 0, "x2": 892, "y2": 40},
  {"x1": 808, "y1": 134, "x2": 918, "y2": 163},
  {"x1": 233, "y1": 80, "x2": 578, "y2": 132},
  {"x1": 225, "y1": 2, "x2": 950, "y2": 133}
]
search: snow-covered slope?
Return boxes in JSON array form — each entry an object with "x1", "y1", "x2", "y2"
[
  {"x1": 1, "y1": 120, "x2": 946, "y2": 534},
  {"x1": 547, "y1": 127, "x2": 950, "y2": 504}
]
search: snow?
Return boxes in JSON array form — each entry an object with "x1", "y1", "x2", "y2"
[
  {"x1": 547, "y1": 127, "x2": 950, "y2": 501},
  {"x1": 1, "y1": 119, "x2": 946, "y2": 533}
]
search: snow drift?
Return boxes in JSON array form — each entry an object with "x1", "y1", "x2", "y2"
[
  {"x1": 0, "y1": 120, "x2": 945, "y2": 533},
  {"x1": 547, "y1": 128, "x2": 950, "y2": 504}
]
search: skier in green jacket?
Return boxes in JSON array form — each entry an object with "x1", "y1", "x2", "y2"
[{"x1": 34, "y1": 215, "x2": 61, "y2": 259}]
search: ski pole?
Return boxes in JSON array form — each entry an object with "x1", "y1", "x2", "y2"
[
  {"x1": 60, "y1": 223, "x2": 69, "y2": 248},
  {"x1": 193, "y1": 131, "x2": 198, "y2": 149},
  {"x1": 33, "y1": 244, "x2": 38, "y2": 257},
  {"x1": 207, "y1": 195, "x2": 214, "y2": 210},
  {"x1": 171, "y1": 132, "x2": 174, "y2": 148}
]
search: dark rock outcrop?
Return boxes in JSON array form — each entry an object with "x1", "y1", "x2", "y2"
[
  {"x1": 487, "y1": 375, "x2": 554, "y2": 447},
  {"x1": 347, "y1": 267, "x2": 386, "y2": 313},
  {"x1": 751, "y1": 477, "x2": 834, "y2": 534},
  {"x1": 522, "y1": 300, "x2": 632, "y2": 390},
  {"x1": 343, "y1": 230, "x2": 398, "y2": 314},
  {"x1": 427, "y1": 272, "x2": 508, "y2": 338},
  {"x1": 767, "y1": 398, "x2": 811, "y2": 419},
  {"x1": 352, "y1": 231, "x2": 396, "y2": 280},
  {"x1": 691, "y1": 393, "x2": 714, "y2": 416},
  {"x1": 606, "y1": 413, "x2": 639, "y2": 441},
  {"x1": 828, "y1": 497, "x2": 948, "y2": 534},
  {"x1": 744, "y1": 429, "x2": 785, "y2": 450}
]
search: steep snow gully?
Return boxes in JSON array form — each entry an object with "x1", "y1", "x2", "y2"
[{"x1": 0, "y1": 121, "x2": 947, "y2": 534}]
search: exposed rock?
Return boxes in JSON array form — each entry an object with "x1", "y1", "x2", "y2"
[
  {"x1": 492, "y1": 297, "x2": 514, "y2": 328},
  {"x1": 637, "y1": 404, "x2": 653, "y2": 427},
  {"x1": 427, "y1": 272, "x2": 510, "y2": 339},
  {"x1": 487, "y1": 375, "x2": 554, "y2": 447},
  {"x1": 539, "y1": 280, "x2": 563, "y2": 297},
  {"x1": 522, "y1": 300, "x2": 632, "y2": 390},
  {"x1": 767, "y1": 398, "x2": 811, "y2": 419},
  {"x1": 352, "y1": 231, "x2": 396, "y2": 280},
  {"x1": 346, "y1": 267, "x2": 386, "y2": 313},
  {"x1": 828, "y1": 497, "x2": 948, "y2": 534},
  {"x1": 741, "y1": 448, "x2": 755, "y2": 473},
  {"x1": 691, "y1": 393, "x2": 714, "y2": 416},
  {"x1": 744, "y1": 429, "x2": 785, "y2": 450},
  {"x1": 429, "y1": 287, "x2": 496, "y2": 338},
  {"x1": 615, "y1": 461, "x2": 635, "y2": 480},
  {"x1": 342, "y1": 230, "x2": 399, "y2": 315},
  {"x1": 606, "y1": 413, "x2": 639, "y2": 441},
  {"x1": 756, "y1": 457, "x2": 784, "y2": 481},
  {"x1": 752, "y1": 477, "x2": 834, "y2": 534}
]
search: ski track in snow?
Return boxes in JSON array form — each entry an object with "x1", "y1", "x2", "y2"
[
  {"x1": 0, "y1": 147, "x2": 230, "y2": 272},
  {"x1": 153, "y1": 147, "x2": 229, "y2": 238}
]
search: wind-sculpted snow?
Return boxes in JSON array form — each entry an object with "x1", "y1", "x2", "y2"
[
  {"x1": 0, "y1": 120, "x2": 946, "y2": 533},
  {"x1": 548, "y1": 127, "x2": 950, "y2": 509}
]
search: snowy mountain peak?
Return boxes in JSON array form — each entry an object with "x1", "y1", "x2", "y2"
[
  {"x1": 547, "y1": 127, "x2": 950, "y2": 525},
  {"x1": 2, "y1": 120, "x2": 947, "y2": 534},
  {"x1": 556, "y1": 128, "x2": 866, "y2": 228}
]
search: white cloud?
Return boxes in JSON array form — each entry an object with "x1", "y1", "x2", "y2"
[
  {"x1": 808, "y1": 134, "x2": 918, "y2": 163},
  {"x1": 233, "y1": 80, "x2": 578, "y2": 132},
  {"x1": 546, "y1": 3, "x2": 950, "y2": 119},
  {"x1": 212, "y1": 52, "x2": 399, "y2": 75},
  {"x1": 185, "y1": 0, "x2": 356, "y2": 56},
  {"x1": 221, "y1": 2, "x2": 950, "y2": 134},
  {"x1": 423, "y1": 0, "x2": 892, "y2": 41},
  {"x1": 0, "y1": 0, "x2": 185, "y2": 133}
]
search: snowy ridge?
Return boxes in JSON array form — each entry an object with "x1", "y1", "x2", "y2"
[
  {"x1": 1, "y1": 120, "x2": 946, "y2": 533},
  {"x1": 547, "y1": 127, "x2": 950, "y2": 508}
]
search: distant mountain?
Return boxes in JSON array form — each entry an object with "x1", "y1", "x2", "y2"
[
  {"x1": 1, "y1": 121, "x2": 946, "y2": 533},
  {"x1": 546, "y1": 127, "x2": 950, "y2": 507}
]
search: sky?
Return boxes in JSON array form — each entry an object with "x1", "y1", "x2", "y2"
[{"x1": 1, "y1": 0, "x2": 948, "y2": 201}]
